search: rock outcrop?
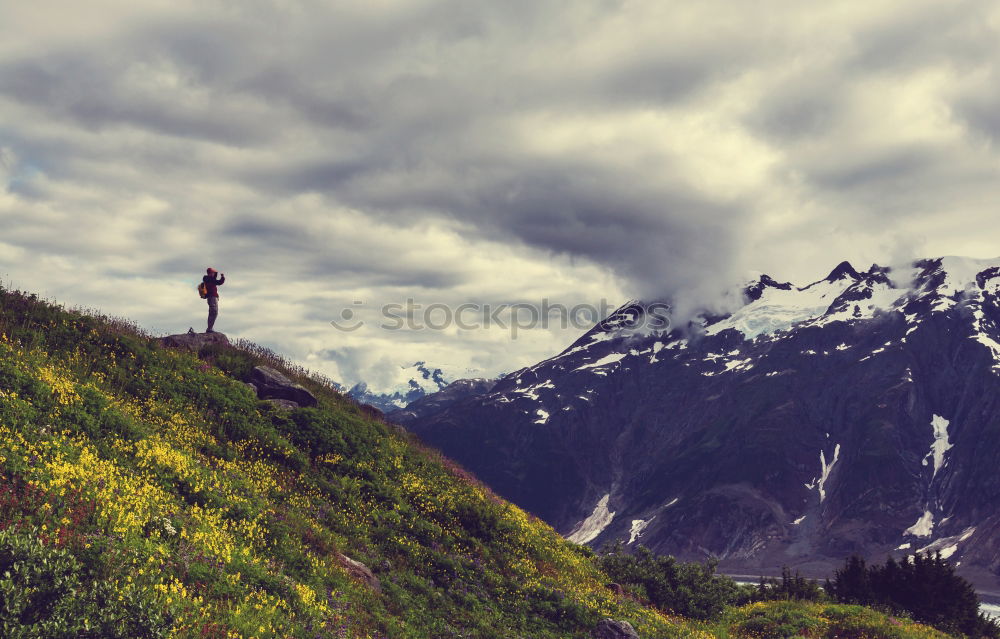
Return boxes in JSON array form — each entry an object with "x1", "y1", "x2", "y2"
[
  {"x1": 158, "y1": 331, "x2": 229, "y2": 351},
  {"x1": 592, "y1": 619, "x2": 639, "y2": 639},
  {"x1": 263, "y1": 398, "x2": 300, "y2": 411},
  {"x1": 336, "y1": 553, "x2": 381, "y2": 592},
  {"x1": 250, "y1": 366, "x2": 318, "y2": 407},
  {"x1": 157, "y1": 338, "x2": 318, "y2": 410}
]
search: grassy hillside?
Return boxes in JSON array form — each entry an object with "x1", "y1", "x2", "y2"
[{"x1": 0, "y1": 287, "x2": 958, "y2": 639}]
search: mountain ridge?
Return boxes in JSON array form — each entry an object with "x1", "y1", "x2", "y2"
[
  {"x1": 402, "y1": 256, "x2": 1000, "y2": 593},
  {"x1": 348, "y1": 361, "x2": 481, "y2": 413}
]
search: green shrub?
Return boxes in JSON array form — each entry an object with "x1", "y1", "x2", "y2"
[
  {"x1": 0, "y1": 526, "x2": 170, "y2": 639},
  {"x1": 734, "y1": 600, "x2": 827, "y2": 638},
  {"x1": 598, "y1": 543, "x2": 740, "y2": 620}
]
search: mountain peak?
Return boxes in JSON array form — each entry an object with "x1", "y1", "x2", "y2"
[
  {"x1": 745, "y1": 274, "x2": 793, "y2": 302},
  {"x1": 824, "y1": 260, "x2": 862, "y2": 282}
]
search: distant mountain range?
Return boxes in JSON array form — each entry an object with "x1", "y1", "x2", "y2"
[
  {"x1": 399, "y1": 256, "x2": 1000, "y2": 593},
  {"x1": 347, "y1": 361, "x2": 453, "y2": 413}
]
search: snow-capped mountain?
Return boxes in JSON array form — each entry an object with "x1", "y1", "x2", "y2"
[
  {"x1": 403, "y1": 257, "x2": 1000, "y2": 590},
  {"x1": 348, "y1": 361, "x2": 452, "y2": 413}
]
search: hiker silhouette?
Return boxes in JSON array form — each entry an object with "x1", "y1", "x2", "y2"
[{"x1": 202, "y1": 267, "x2": 225, "y2": 333}]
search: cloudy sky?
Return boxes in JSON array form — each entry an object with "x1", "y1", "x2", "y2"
[{"x1": 2, "y1": 0, "x2": 1000, "y2": 392}]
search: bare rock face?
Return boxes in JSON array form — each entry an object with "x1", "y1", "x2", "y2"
[
  {"x1": 158, "y1": 332, "x2": 229, "y2": 351},
  {"x1": 250, "y1": 366, "x2": 318, "y2": 407},
  {"x1": 592, "y1": 619, "x2": 639, "y2": 639},
  {"x1": 336, "y1": 553, "x2": 381, "y2": 592}
]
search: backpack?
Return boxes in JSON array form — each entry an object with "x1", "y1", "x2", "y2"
[{"x1": 197, "y1": 282, "x2": 209, "y2": 299}]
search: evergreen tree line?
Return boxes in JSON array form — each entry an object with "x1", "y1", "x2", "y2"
[
  {"x1": 753, "y1": 566, "x2": 825, "y2": 602},
  {"x1": 599, "y1": 543, "x2": 1000, "y2": 638},
  {"x1": 828, "y1": 552, "x2": 1000, "y2": 639}
]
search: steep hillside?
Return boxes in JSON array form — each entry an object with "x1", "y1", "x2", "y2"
[
  {"x1": 403, "y1": 257, "x2": 1000, "y2": 592},
  {"x1": 0, "y1": 286, "x2": 961, "y2": 639},
  {"x1": 0, "y1": 287, "x2": 680, "y2": 638}
]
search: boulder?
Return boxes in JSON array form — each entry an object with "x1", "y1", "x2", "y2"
[
  {"x1": 158, "y1": 331, "x2": 229, "y2": 351},
  {"x1": 250, "y1": 366, "x2": 318, "y2": 407},
  {"x1": 263, "y1": 398, "x2": 299, "y2": 411},
  {"x1": 336, "y1": 553, "x2": 381, "y2": 592},
  {"x1": 592, "y1": 619, "x2": 639, "y2": 639}
]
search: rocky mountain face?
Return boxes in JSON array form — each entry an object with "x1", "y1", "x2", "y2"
[
  {"x1": 388, "y1": 377, "x2": 496, "y2": 425},
  {"x1": 402, "y1": 257, "x2": 1000, "y2": 592}
]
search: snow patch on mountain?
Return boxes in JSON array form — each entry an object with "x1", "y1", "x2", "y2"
[
  {"x1": 518, "y1": 379, "x2": 555, "y2": 400},
  {"x1": 566, "y1": 494, "x2": 615, "y2": 544},
  {"x1": 804, "y1": 444, "x2": 841, "y2": 502},
  {"x1": 972, "y1": 322, "x2": 1000, "y2": 371},
  {"x1": 702, "y1": 357, "x2": 755, "y2": 377},
  {"x1": 575, "y1": 352, "x2": 627, "y2": 372},
  {"x1": 905, "y1": 510, "x2": 935, "y2": 538},
  {"x1": 552, "y1": 330, "x2": 615, "y2": 362},
  {"x1": 817, "y1": 281, "x2": 910, "y2": 327},
  {"x1": 923, "y1": 415, "x2": 953, "y2": 478},
  {"x1": 628, "y1": 517, "x2": 655, "y2": 545},
  {"x1": 924, "y1": 256, "x2": 998, "y2": 312},
  {"x1": 940, "y1": 256, "x2": 997, "y2": 295},
  {"x1": 706, "y1": 278, "x2": 855, "y2": 340},
  {"x1": 914, "y1": 527, "x2": 975, "y2": 560},
  {"x1": 649, "y1": 341, "x2": 665, "y2": 363},
  {"x1": 968, "y1": 286, "x2": 1000, "y2": 372}
]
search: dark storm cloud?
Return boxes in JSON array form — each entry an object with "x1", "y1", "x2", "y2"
[
  {"x1": 234, "y1": 70, "x2": 374, "y2": 131},
  {"x1": 746, "y1": 79, "x2": 840, "y2": 142},
  {"x1": 3, "y1": 0, "x2": 1000, "y2": 389},
  {"x1": 1, "y1": 0, "x2": 755, "y2": 305},
  {"x1": 219, "y1": 214, "x2": 463, "y2": 288},
  {"x1": 843, "y1": 1, "x2": 993, "y2": 74},
  {"x1": 955, "y1": 73, "x2": 1000, "y2": 145},
  {"x1": 0, "y1": 59, "x2": 269, "y2": 146},
  {"x1": 811, "y1": 148, "x2": 937, "y2": 192}
]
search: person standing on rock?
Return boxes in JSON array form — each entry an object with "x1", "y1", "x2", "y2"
[{"x1": 203, "y1": 267, "x2": 225, "y2": 333}]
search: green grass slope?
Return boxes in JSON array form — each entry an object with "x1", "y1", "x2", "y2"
[{"x1": 0, "y1": 287, "x2": 958, "y2": 639}]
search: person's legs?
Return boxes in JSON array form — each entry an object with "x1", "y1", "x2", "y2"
[{"x1": 207, "y1": 297, "x2": 219, "y2": 332}]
